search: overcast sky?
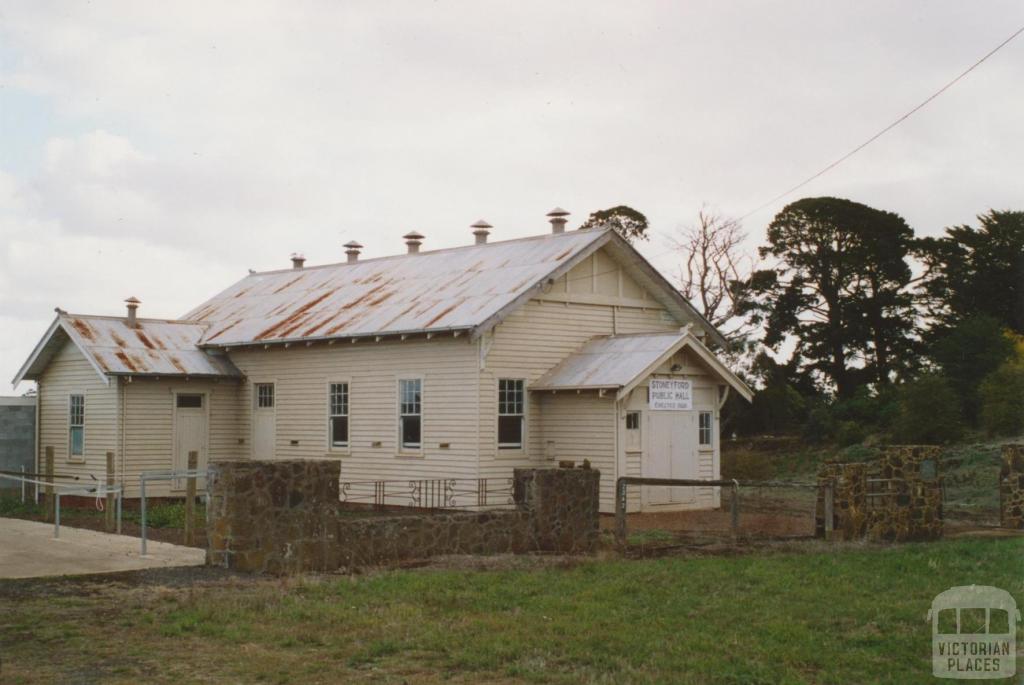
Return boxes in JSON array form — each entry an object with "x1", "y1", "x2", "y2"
[{"x1": 2, "y1": 1, "x2": 1022, "y2": 391}]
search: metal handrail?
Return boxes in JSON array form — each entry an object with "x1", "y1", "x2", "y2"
[{"x1": 139, "y1": 468, "x2": 209, "y2": 555}]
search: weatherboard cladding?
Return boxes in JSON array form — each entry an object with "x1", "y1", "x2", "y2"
[
  {"x1": 184, "y1": 228, "x2": 609, "y2": 346},
  {"x1": 61, "y1": 315, "x2": 239, "y2": 377}
]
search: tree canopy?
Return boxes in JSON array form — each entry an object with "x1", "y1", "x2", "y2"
[
  {"x1": 579, "y1": 205, "x2": 649, "y2": 243},
  {"x1": 917, "y1": 210, "x2": 1024, "y2": 334},
  {"x1": 737, "y1": 197, "x2": 917, "y2": 398}
]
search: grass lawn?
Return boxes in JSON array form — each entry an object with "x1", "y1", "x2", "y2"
[{"x1": 2, "y1": 537, "x2": 1021, "y2": 684}]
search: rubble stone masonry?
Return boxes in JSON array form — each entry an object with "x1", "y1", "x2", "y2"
[
  {"x1": 1000, "y1": 444, "x2": 1024, "y2": 529},
  {"x1": 206, "y1": 460, "x2": 600, "y2": 574}
]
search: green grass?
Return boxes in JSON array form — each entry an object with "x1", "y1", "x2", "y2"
[
  {"x1": 0, "y1": 495, "x2": 204, "y2": 530},
  {"x1": 2, "y1": 537, "x2": 1021, "y2": 684},
  {"x1": 0, "y1": 495, "x2": 43, "y2": 517}
]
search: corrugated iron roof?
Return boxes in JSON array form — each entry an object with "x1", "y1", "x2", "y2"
[
  {"x1": 531, "y1": 329, "x2": 753, "y2": 401},
  {"x1": 533, "y1": 332, "x2": 690, "y2": 391},
  {"x1": 61, "y1": 315, "x2": 239, "y2": 378},
  {"x1": 185, "y1": 228, "x2": 611, "y2": 346}
]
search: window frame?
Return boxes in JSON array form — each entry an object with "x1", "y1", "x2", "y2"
[
  {"x1": 397, "y1": 377, "x2": 423, "y2": 454},
  {"x1": 698, "y1": 410, "x2": 714, "y2": 448},
  {"x1": 68, "y1": 393, "x2": 85, "y2": 462},
  {"x1": 625, "y1": 410, "x2": 642, "y2": 453},
  {"x1": 254, "y1": 382, "x2": 275, "y2": 410},
  {"x1": 497, "y1": 378, "x2": 526, "y2": 451},
  {"x1": 327, "y1": 380, "x2": 350, "y2": 451}
]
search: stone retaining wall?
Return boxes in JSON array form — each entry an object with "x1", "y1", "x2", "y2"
[
  {"x1": 1000, "y1": 444, "x2": 1024, "y2": 529},
  {"x1": 206, "y1": 460, "x2": 600, "y2": 574},
  {"x1": 816, "y1": 445, "x2": 943, "y2": 542}
]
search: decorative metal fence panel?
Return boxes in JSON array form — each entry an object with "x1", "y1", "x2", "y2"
[{"x1": 339, "y1": 477, "x2": 516, "y2": 511}]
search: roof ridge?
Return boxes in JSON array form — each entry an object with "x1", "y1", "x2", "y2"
[
  {"x1": 60, "y1": 313, "x2": 206, "y2": 326},
  {"x1": 246, "y1": 227, "x2": 610, "y2": 276}
]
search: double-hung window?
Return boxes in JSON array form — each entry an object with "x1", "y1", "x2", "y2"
[
  {"x1": 498, "y1": 379, "x2": 525, "y2": 450},
  {"x1": 698, "y1": 411, "x2": 713, "y2": 447},
  {"x1": 329, "y1": 382, "x2": 349, "y2": 448},
  {"x1": 399, "y1": 379, "x2": 422, "y2": 450},
  {"x1": 69, "y1": 394, "x2": 85, "y2": 458}
]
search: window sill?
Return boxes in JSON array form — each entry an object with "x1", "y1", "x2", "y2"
[
  {"x1": 395, "y1": 451, "x2": 425, "y2": 459},
  {"x1": 496, "y1": 449, "x2": 527, "y2": 459}
]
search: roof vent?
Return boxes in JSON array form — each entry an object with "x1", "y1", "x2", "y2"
[
  {"x1": 547, "y1": 207, "x2": 570, "y2": 234},
  {"x1": 471, "y1": 219, "x2": 492, "y2": 245},
  {"x1": 290, "y1": 253, "x2": 306, "y2": 269},
  {"x1": 404, "y1": 231, "x2": 424, "y2": 254},
  {"x1": 344, "y1": 240, "x2": 363, "y2": 263},
  {"x1": 125, "y1": 297, "x2": 141, "y2": 328}
]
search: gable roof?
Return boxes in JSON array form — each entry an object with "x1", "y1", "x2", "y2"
[
  {"x1": 183, "y1": 227, "x2": 726, "y2": 348},
  {"x1": 532, "y1": 329, "x2": 753, "y2": 402},
  {"x1": 12, "y1": 313, "x2": 240, "y2": 387}
]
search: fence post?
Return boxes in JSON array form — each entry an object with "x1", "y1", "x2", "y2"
[
  {"x1": 105, "y1": 451, "x2": 115, "y2": 532},
  {"x1": 824, "y1": 483, "x2": 834, "y2": 541},
  {"x1": 615, "y1": 478, "x2": 628, "y2": 544},
  {"x1": 140, "y1": 476, "x2": 148, "y2": 556},
  {"x1": 44, "y1": 446, "x2": 54, "y2": 523},
  {"x1": 185, "y1": 451, "x2": 198, "y2": 546},
  {"x1": 21, "y1": 465, "x2": 26, "y2": 503},
  {"x1": 54, "y1": 492, "x2": 61, "y2": 538},
  {"x1": 730, "y1": 479, "x2": 740, "y2": 539}
]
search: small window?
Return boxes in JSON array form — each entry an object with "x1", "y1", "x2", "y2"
[
  {"x1": 329, "y1": 382, "x2": 349, "y2": 447},
  {"x1": 69, "y1": 394, "x2": 84, "y2": 457},
  {"x1": 255, "y1": 383, "x2": 274, "y2": 409},
  {"x1": 498, "y1": 379, "x2": 525, "y2": 449},
  {"x1": 176, "y1": 394, "x2": 203, "y2": 409},
  {"x1": 625, "y1": 411, "x2": 641, "y2": 452},
  {"x1": 698, "y1": 411, "x2": 713, "y2": 447},
  {"x1": 399, "y1": 379, "x2": 422, "y2": 449}
]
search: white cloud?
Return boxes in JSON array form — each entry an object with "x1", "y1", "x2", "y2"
[{"x1": 1, "y1": 0, "x2": 1022, "y2": 389}]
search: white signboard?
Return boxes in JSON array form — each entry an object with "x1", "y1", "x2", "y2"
[{"x1": 649, "y1": 379, "x2": 693, "y2": 411}]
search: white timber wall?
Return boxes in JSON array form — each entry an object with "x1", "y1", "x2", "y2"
[
  {"x1": 36, "y1": 341, "x2": 118, "y2": 486},
  {"x1": 119, "y1": 377, "x2": 243, "y2": 497},
  {"x1": 620, "y1": 348, "x2": 722, "y2": 513},
  {"x1": 477, "y1": 247, "x2": 690, "y2": 499},
  {"x1": 227, "y1": 336, "x2": 481, "y2": 486}
]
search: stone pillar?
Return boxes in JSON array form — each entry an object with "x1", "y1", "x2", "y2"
[
  {"x1": 816, "y1": 462, "x2": 867, "y2": 540},
  {"x1": 514, "y1": 467, "x2": 600, "y2": 553},
  {"x1": 1000, "y1": 444, "x2": 1024, "y2": 529},
  {"x1": 207, "y1": 460, "x2": 341, "y2": 574}
]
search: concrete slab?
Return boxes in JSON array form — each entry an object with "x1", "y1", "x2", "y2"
[{"x1": 0, "y1": 517, "x2": 205, "y2": 579}]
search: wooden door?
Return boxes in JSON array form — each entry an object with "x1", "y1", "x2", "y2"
[
  {"x1": 253, "y1": 382, "x2": 276, "y2": 460},
  {"x1": 173, "y1": 393, "x2": 207, "y2": 490},
  {"x1": 643, "y1": 411, "x2": 697, "y2": 506}
]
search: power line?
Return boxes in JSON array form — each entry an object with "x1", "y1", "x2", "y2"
[{"x1": 738, "y1": 23, "x2": 1024, "y2": 221}]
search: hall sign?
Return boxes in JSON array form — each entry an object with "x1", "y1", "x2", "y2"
[{"x1": 649, "y1": 379, "x2": 693, "y2": 411}]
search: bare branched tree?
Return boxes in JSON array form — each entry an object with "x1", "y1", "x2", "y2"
[{"x1": 671, "y1": 207, "x2": 754, "y2": 342}]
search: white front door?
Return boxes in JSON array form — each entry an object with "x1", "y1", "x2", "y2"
[
  {"x1": 253, "y1": 382, "x2": 276, "y2": 460},
  {"x1": 173, "y1": 393, "x2": 207, "y2": 491},
  {"x1": 643, "y1": 411, "x2": 697, "y2": 506}
]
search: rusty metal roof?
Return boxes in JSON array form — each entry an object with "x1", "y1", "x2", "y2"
[
  {"x1": 532, "y1": 329, "x2": 753, "y2": 401},
  {"x1": 12, "y1": 314, "x2": 240, "y2": 385},
  {"x1": 185, "y1": 228, "x2": 612, "y2": 346}
]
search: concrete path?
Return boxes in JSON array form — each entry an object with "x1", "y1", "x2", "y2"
[{"x1": 0, "y1": 517, "x2": 205, "y2": 579}]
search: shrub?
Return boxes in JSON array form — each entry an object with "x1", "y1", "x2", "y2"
[
  {"x1": 979, "y1": 363, "x2": 1024, "y2": 436},
  {"x1": 835, "y1": 421, "x2": 867, "y2": 447},
  {"x1": 893, "y1": 374, "x2": 963, "y2": 444},
  {"x1": 931, "y1": 316, "x2": 1015, "y2": 422}
]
